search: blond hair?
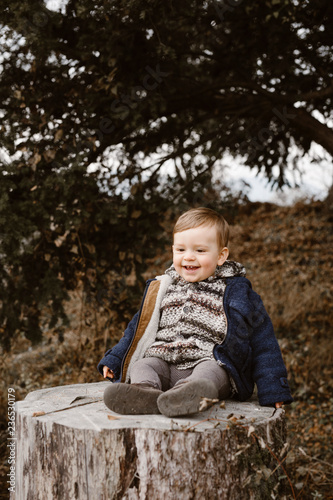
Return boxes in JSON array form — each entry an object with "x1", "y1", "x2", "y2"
[{"x1": 173, "y1": 207, "x2": 229, "y2": 248}]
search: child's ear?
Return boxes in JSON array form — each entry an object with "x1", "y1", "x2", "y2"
[{"x1": 218, "y1": 247, "x2": 229, "y2": 266}]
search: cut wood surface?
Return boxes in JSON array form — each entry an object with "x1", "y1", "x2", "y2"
[{"x1": 13, "y1": 382, "x2": 289, "y2": 499}]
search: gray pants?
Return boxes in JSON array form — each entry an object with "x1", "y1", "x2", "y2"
[{"x1": 130, "y1": 357, "x2": 231, "y2": 399}]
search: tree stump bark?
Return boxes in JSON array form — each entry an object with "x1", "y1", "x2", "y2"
[{"x1": 13, "y1": 382, "x2": 290, "y2": 499}]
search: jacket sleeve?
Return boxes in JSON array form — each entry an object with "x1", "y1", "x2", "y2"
[
  {"x1": 97, "y1": 311, "x2": 139, "y2": 381},
  {"x1": 249, "y1": 290, "x2": 293, "y2": 406}
]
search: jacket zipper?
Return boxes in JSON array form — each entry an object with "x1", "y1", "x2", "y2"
[{"x1": 119, "y1": 280, "x2": 152, "y2": 381}]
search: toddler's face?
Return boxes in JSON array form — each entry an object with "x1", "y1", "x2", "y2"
[{"x1": 172, "y1": 224, "x2": 228, "y2": 282}]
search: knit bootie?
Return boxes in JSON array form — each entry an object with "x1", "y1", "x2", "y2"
[
  {"x1": 104, "y1": 383, "x2": 162, "y2": 415},
  {"x1": 157, "y1": 379, "x2": 218, "y2": 417}
]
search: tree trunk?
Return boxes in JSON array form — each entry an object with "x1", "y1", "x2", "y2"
[
  {"x1": 291, "y1": 107, "x2": 333, "y2": 156},
  {"x1": 12, "y1": 382, "x2": 291, "y2": 500}
]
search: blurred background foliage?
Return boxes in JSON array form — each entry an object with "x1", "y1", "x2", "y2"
[{"x1": 0, "y1": 0, "x2": 332, "y2": 350}]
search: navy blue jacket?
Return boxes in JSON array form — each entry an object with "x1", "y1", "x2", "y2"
[{"x1": 98, "y1": 276, "x2": 293, "y2": 407}]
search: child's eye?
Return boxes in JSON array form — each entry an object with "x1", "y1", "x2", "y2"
[{"x1": 197, "y1": 249, "x2": 205, "y2": 253}]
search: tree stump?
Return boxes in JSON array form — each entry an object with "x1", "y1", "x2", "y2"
[{"x1": 13, "y1": 382, "x2": 290, "y2": 499}]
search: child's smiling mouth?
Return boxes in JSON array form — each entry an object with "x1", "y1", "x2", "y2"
[{"x1": 184, "y1": 265, "x2": 199, "y2": 270}]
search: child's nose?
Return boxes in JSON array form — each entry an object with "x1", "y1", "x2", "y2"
[{"x1": 183, "y1": 250, "x2": 195, "y2": 261}]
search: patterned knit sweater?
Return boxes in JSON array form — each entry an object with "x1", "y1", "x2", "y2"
[{"x1": 144, "y1": 260, "x2": 246, "y2": 369}]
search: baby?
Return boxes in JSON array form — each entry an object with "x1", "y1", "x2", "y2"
[{"x1": 98, "y1": 207, "x2": 293, "y2": 417}]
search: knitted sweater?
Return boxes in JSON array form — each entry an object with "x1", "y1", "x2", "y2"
[{"x1": 144, "y1": 261, "x2": 246, "y2": 369}]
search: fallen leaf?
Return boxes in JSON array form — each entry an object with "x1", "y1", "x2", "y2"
[
  {"x1": 32, "y1": 411, "x2": 46, "y2": 417},
  {"x1": 199, "y1": 397, "x2": 219, "y2": 412},
  {"x1": 247, "y1": 425, "x2": 255, "y2": 437},
  {"x1": 107, "y1": 414, "x2": 119, "y2": 420}
]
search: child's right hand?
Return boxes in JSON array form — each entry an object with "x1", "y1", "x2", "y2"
[{"x1": 103, "y1": 366, "x2": 115, "y2": 380}]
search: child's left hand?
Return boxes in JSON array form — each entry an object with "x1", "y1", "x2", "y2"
[{"x1": 275, "y1": 402, "x2": 284, "y2": 408}]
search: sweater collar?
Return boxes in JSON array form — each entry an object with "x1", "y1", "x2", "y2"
[{"x1": 165, "y1": 260, "x2": 246, "y2": 284}]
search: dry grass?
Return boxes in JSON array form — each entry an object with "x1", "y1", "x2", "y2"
[{"x1": 1, "y1": 199, "x2": 332, "y2": 499}]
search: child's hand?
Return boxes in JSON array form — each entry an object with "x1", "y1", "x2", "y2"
[
  {"x1": 275, "y1": 402, "x2": 284, "y2": 408},
  {"x1": 103, "y1": 366, "x2": 115, "y2": 380}
]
